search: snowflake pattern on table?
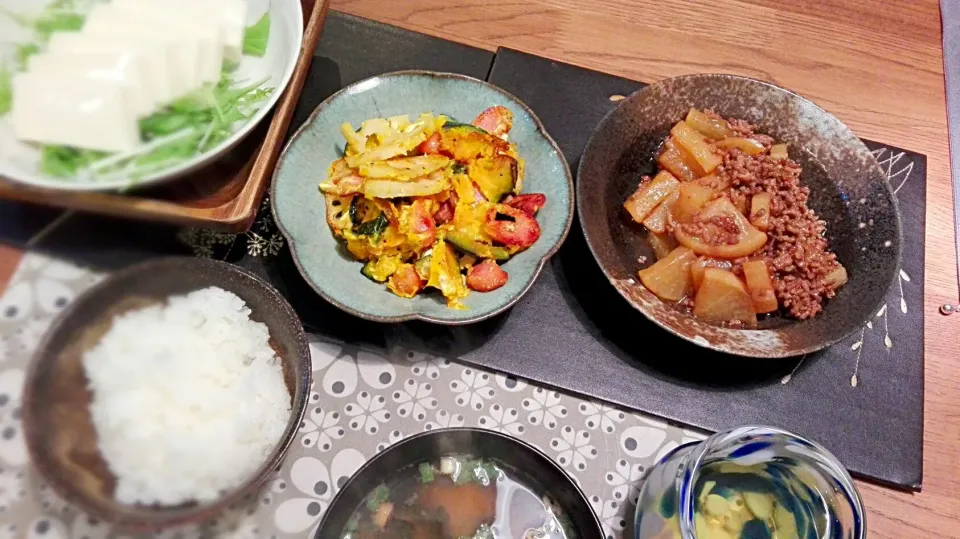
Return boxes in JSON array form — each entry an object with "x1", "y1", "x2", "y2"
[
  {"x1": 34, "y1": 480, "x2": 74, "y2": 518},
  {"x1": 494, "y1": 372, "x2": 529, "y2": 392},
  {"x1": 344, "y1": 391, "x2": 391, "y2": 435},
  {"x1": 0, "y1": 256, "x2": 95, "y2": 364},
  {"x1": 298, "y1": 400, "x2": 345, "y2": 452},
  {"x1": 211, "y1": 514, "x2": 260, "y2": 539},
  {"x1": 424, "y1": 409, "x2": 465, "y2": 431},
  {"x1": 652, "y1": 430, "x2": 705, "y2": 464},
  {"x1": 521, "y1": 387, "x2": 568, "y2": 429},
  {"x1": 245, "y1": 232, "x2": 284, "y2": 258},
  {"x1": 0, "y1": 337, "x2": 9, "y2": 365},
  {"x1": 550, "y1": 426, "x2": 598, "y2": 471},
  {"x1": 590, "y1": 495, "x2": 630, "y2": 539},
  {"x1": 177, "y1": 229, "x2": 237, "y2": 259},
  {"x1": 0, "y1": 256, "x2": 89, "y2": 326},
  {"x1": 273, "y1": 449, "x2": 365, "y2": 535},
  {"x1": 178, "y1": 197, "x2": 285, "y2": 260},
  {"x1": 150, "y1": 523, "x2": 204, "y2": 539},
  {"x1": 400, "y1": 349, "x2": 451, "y2": 380},
  {"x1": 193, "y1": 494, "x2": 269, "y2": 539},
  {"x1": 477, "y1": 404, "x2": 525, "y2": 436},
  {"x1": 0, "y1": 252, "x2": 706, "y2": 539},
  {"x1": 25, "y1": 517, "x2": 69, "y2": 539},
  {"x1": 392, "y1": 378, "x2": 438, "y2": 422},
  {"x1": 309, "y1": 338, "x2": 397, "y2": 399},
  {"x1": 375, "y1": 429, "x2": 405, "y2": 453},
  {"x1": 67, "y1": 514, "x2": 113, "y2": 539},
  {"x1": 0, "y1": 369, "x2": 27, "y2": 466},
  {"x1": 604, "y1": 458, "x2": 644, "y2": 505},
  {"x1": 0, "y1": 467, "x2": 26, "y2": 512},
  {"x1": 620, "y1": 424, "x2": 669, "y2": 459},
  {"x1": 449, "y1": 367, "x2": 495, "y2": 410},
  {"x1": 580, "y1": 401, "x2": 627, "y2": 434}
]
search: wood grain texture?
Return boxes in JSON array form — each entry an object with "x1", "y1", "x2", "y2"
[
  {"x1": 325, "y1": 1, "x2": 959, "y2": 538},
  {"x1": 0, "y1": 244, "x2": 22, "y2": 293},
  {"x1": 0, "y1": 1, "x2": 954, "y2": 536},
  {"x1": 0, "y1": 0, "x2": 330, "y2": 233}
]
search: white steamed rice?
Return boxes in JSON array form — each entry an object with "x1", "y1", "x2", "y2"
[{"x1": 83, "y1": 286, "x2": 291, "y2": 506}]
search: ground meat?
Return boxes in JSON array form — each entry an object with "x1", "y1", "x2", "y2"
[
  {"x1": 704, "y1": 109, "x2": 774, "y2": 147},
  {"x1": 639, "y1": 111, "x2": 842, "y2": 321},
  {"x1": 677, "y1": 215, "x2": 741, "y2": 246},
  {"x1": 752, "y1": 133, "x2": 775, "y2": 148},
  {"x1": 716, "y1": 144, "x2": 841, "y2": 320},
  {"x1": 726, "y1": 117, "x2": 756, "y2": 138}
]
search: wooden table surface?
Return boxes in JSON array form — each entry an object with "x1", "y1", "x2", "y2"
[{"x1": 1, "y1": 0, "x2": 957, "y2": 536}]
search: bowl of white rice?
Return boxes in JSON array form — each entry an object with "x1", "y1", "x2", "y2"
[{"x1": 21, "y1": 257, "x2": 311, "y2": 530}]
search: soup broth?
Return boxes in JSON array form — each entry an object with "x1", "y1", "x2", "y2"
[{"x1": 342, "y1": 455, "x2": 575, "y2": 539}]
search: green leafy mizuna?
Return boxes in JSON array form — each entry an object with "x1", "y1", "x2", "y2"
[
  {"x1": 242, "y1": 12, "x2": 270, "y2": 57},
  {"x1": 0, "y1": 65, "x2": 11, "y2": 116},
  {"x1": 3, "y1": 1, "x2": 276, "y2": 181},
  {"x1": 40, "y1": 71, "x2": 274, "y2": 179},
  {"x1": 0, "y1": 0, "x2": 83, "y2": 67}
]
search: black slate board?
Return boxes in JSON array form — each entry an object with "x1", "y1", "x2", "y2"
[
  {"x1": 0, "y1": 202, "x2": 63, "y2": 246},
  {"x1": 12, "y1": 12, "x2": 926, "y2": 490},
  {"x1": 289, "y1": 12, "x2": 495, "y2": 137},
  {"x1": 462, "y1": 49, "x2": 926, "y2": 490}
]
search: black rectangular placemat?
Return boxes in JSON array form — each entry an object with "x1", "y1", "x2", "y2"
[
  {"x1": 463, "y1": 49, "x2": 926, "y2": 490},
  {"x1": 19, "y1": 11, "x2": 926, "y2": 490},
  {"x1": 290, "y1": 15, "x2": 925, "y2": 489}
]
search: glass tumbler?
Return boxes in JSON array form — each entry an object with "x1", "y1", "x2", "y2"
[{"x1": 633, "y1": 425, "x2": 865, "y2": 539}]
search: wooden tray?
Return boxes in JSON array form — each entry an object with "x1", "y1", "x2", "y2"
[{"x1": 0, "y1": 0, "x2": 330, "y2": 233}]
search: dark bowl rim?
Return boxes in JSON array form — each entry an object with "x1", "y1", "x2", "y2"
[
  {"x1": 312, "y1": 426, "x2": 604, "y2": 538},
  {"x1": 20, "y1": 256, "x2": 312, "y2": 530},
  {"x1": 271, "y1": 69, "x2": 576, "y2": 325},
  {"x1": 575, "y1": 72, "x2": 903, "y2": 358}
]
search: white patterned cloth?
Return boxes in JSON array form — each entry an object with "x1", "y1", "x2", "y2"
[{"x1": 0, "y1": 252, "x2": 703, "y2": 539}]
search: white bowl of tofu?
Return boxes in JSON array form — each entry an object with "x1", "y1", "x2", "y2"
[{"x1": 0, "y1": 0, "x2": 303, "y2": 191}]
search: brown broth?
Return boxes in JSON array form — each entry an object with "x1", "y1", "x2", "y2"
[{"x1": 341, "y1": 456, "x2": 573, "y2": 539}]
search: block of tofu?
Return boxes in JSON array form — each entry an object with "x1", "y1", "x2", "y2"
[
  {"x1": 47, "y1": 31, "x2": 175, "y2": 104},
  {"x1": 11, "y1": 71, "x2": 140, "y2": 153},
  {"x1": 82, "y1": 4, "x2": 203, "y2": 98},
  {"x1": 169, "y1": 0, "x2": 249, "y2": 61},
  {"x1": 206, "y1": 0, "x2": 248, "y2": 61},
  {"x1": 110, "y1": 0, "x2": 224, "y2": 84},
  {"x1": 27, "y1": 50, "x2": 155, "y2": 117}
]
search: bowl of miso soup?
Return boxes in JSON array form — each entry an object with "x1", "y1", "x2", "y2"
[
  {"x1": 634, "y1": 426, "x2": 865, "y2": 539},
  {"x1": 314, "y1": 428, "x2": 602, "y2": 539}
]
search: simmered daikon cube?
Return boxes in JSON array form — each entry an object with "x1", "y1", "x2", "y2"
[
  {"x1": 749, "y1": 192, "x2": 772, "y2": 231},
  {"x1": 623, "y1": 170, "x2": 680, "y2": 224},
  {"x1": 693, "y1": 268, "x2": 758, "y2": 327},
  {"x1": 741, "y1": 260, "x2": 778, "y2": 313},
  {"x1": 671, "y1": 120, "x2": 723, "y2": 175},
  {"x1": 685, "y1": 108, "x2": 732, "y2": 140},
  {"x1": 638, "y1": 246, "x2": 696, "y2": 301}
]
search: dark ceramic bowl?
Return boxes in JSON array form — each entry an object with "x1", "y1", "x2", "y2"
[
  {"x1": 313, "y1": 428, "x2": 603, "y2": 539},
  {"x1": 21, "y1": 257, "x2": 311, "y2": 531},
  {"x1": 577, "y1": 74, "x2": 902, "y2": 358}
]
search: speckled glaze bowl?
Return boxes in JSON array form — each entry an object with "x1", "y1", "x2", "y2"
[
  {"x1": 272, "y1": 70, "x2": 574, "y2": 324},
  {"x1": 577, "y1": 74, "x2": 902, "y2": 358},
  {"x1": 21, "y1": 257, "x2": 311, "y2": 531}
]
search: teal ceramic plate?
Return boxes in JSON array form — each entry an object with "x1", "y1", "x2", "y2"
[{"x1": 271, "y1": 71, "x2": 574, "y2": 324}]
